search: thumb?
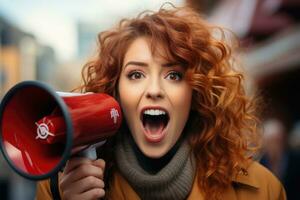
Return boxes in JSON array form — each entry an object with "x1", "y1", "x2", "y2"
[{"x1": 93, "y1": 159, "x2": 106, "y2": 169}]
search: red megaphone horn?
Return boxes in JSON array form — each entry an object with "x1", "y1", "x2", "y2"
[{"x1": 0, "y1": 81, "x2": 122, "y2": 180}]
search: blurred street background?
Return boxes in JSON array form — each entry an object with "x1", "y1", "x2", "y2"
[{"x1": 0, "y1": 0, "x2": 300, "y2": 199}]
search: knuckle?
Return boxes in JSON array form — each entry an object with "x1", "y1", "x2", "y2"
[
  {"x1": 98, "y1": 168, "x2": 104, "y2": 177},
  {"x1": 87, "y1": 176, "x2": 96, "y2": 185},
  {"x1": 79, "y1": 164, "x2": 89, "y2": 175},
  {"x1": 99, "y1": 179, "x2": 105, "y2": 188},
  {"x1": 93, "y1": 189, "x2": 105, "y2": 198}
]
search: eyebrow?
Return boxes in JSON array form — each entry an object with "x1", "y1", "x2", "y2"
[
  {"x1": 162, "y1": 62, "x2": 179, "y2": 67},
  {"x1": 124, "y1": 61, "x2": 148, "y2": 68},
  {"x1": 124, "y1": 61, "x2": 180, "y2": 69}
]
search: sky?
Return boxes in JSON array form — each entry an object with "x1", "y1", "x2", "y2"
[{"x1": 0, "y1": 0, "x2": 183, "y2": 61}]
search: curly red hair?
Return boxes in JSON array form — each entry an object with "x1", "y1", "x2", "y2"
[{"x1": 80, "y1": 5, "x2": 260, "y2": 200}]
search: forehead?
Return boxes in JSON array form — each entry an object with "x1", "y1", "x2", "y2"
[
  {"x1": 124, "y1": 37, "x2": 151, "y2": 60},
  {"x1": 124, "y1": 37, "x2": 174, "y2": 63}
]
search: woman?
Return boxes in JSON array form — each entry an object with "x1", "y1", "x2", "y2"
[{"x1": 36, "y1": 5, "x2": 286, "y2": 200}]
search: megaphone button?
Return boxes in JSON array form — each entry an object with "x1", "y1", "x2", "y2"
[{"x1": 110, "y1": 108, "x2": 120, "y2": 124}]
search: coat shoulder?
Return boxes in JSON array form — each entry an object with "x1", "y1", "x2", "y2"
[
  {"x1": 35, "y1": 179, "x2": 53, "y2": 200},
  {"x1": 248, "y1": 161, "x2": 283, "y2": 187},
  {"x1": 233, "y1": 160, "x2": 287, "y2": 200}
]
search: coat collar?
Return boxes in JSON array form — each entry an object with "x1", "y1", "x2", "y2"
[
  {"x1": 231, "y1": 160, "x2": 260, "y2": 189},
  {"x1": 188, "y1": 160, "x2": 260, "y2": 200}
]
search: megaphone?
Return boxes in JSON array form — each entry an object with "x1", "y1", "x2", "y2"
[{"x1": 0, "y1": 81, "x2": 122, "y2": 180}]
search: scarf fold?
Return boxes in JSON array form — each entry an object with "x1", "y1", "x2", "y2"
[{"x1": 115, "y1": 134, "x2": 196, "y2": 200}]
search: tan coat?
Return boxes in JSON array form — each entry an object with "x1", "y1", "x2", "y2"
[{"x1": 36, "y1": 161, "x2": 286, "y2": 200}]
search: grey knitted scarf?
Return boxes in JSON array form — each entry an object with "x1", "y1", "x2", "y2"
[{"x1": 115, "y1": 134, "x2": 196, "y2": 200}]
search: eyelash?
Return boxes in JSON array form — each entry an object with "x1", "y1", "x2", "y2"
[
  {"x1": 165, "y1": 71, "x2": 183, "y2": 81},
  {"x1": 127, "y1": 70, "x2": 144, "y2": 80},
  {"x1": 126, "y1": 70, "x2": 183, "y2": 81}
]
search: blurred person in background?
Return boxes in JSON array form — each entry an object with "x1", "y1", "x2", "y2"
[
  {"x1": 35, "y1": 4, "x2": 286, "y2": 200},
  {"x1": 261, "y1": 118, "x2": 300, "y2": 200},
  {"x1": 289, "y1": 121, "x2": 300, "y2": 150},
  {"x1": 261, "y1": 118, "x2": 288, "y2": 179}
]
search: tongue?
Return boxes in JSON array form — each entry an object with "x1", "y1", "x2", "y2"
[{"x1": 144, "y1": 118, "x2": 165, "y2": 135}]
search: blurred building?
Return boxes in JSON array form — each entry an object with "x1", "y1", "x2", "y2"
[
  {"x1": 77, "y1": 22, "x2": 99, "y2": 59},
  {"x1": 36, "y1": 45, "x2": 57, "y2": 85},
  {"x1": 0, "y1": 16, "x2": 58, "y2": 98},
  {"x1": 52, "y1": 20, "x2": 114, "y2": 92},
  {"x1": 0, "y1": 16, "x2": 36, "y2": 96}
]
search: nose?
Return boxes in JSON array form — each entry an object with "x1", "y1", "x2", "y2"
[{"x1": 145, "y1": 78, "x2": 164, "y2": 100}]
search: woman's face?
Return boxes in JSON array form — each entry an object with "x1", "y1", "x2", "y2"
[{"x1": 118, "y1": 37, "x2": 192, "y2": 158}]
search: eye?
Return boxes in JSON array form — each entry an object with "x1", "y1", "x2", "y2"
[
  {"x1": 165, "y1": 71, "x2": 183, "y2": 81},
  {"x1": 127, "y1": 70, "x2": 145, "y2": 80}
]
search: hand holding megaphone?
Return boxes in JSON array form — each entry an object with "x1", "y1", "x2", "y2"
[{"x1": 0, "y1": 81, "x2": 122, "y2": 180}]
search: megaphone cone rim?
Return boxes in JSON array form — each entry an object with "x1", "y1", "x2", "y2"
[{"x1": 0, "y1": 81, "x2": 73, "y2": 180}]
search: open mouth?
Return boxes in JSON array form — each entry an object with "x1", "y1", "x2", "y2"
[{"x1": 140, "y1": 108, "x2": 170, "y2": 142}]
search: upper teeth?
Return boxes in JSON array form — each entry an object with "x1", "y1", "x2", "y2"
[{"x1": 144, "y1": 109, "x2": 166, "y2": 116}]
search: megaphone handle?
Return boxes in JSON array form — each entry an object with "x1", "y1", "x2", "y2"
[
  {"x1": 79, "y1": 147, "x2": 98, "y2": 160},
  {"x1": 77, "y1": 140, "x2": 106, "y2": 159}
]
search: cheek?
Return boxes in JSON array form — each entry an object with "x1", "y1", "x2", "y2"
[
  {"x1": 168, "y1": 85, "x2": 193, "y2": 128},
  {"x1": 118, "y1": 78, "x2": 143, "y2": 121},
  {"x1": 168, "y1": 84, "x2": 192, "y2": 109},
  {"x1": 118, "y1": 80, "x2": 134, "y2": 111}
]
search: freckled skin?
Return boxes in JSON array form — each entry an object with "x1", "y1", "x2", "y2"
[{"x1": 118, "y1": 37, "x2": 193, "y2": 158}]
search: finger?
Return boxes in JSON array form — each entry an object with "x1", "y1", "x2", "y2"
[
  {"x1": 70, "y1": 176, "x2": 105, "y2": 194},
  {"x1": 93, "y1": 159, "x2": 105, "y2": 169},
  {"x1": 60, "y1": 163, "x2": 104, "y2": 186},
  {"x1": 74, "y1": 188, "x2": 105, "y2": 200},
  {"x1": 63, "y1": 157, "x2": 93, "y2": 174}
]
